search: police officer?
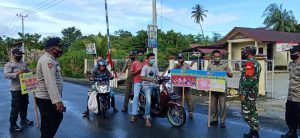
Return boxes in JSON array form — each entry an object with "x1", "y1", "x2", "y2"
[
  {"x1": 281, "y1": 45, "x2": 300, "y2": 138},
  {"x1": 239, "y1": 46, "x2": 261, "y2": 138},
  {"x1": 120, "y1": 51, "x2": 136, "y2": 112},
  {"x1": 4, "y1": 48, "x2": 33, "y2": 131},
  {"x1": 207, "y1": 50, "x2": 233, "y2": 128},
  {"x1": 174, "y1": 53, "x2": 194, "y2": 118},
  {"x1": 35, "y1": 37, "x2": 65, "y2": 138}
]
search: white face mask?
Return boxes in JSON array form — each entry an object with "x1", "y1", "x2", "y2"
[{"x1": 149, "y1": 59, "x2": 155, "y2": 65}]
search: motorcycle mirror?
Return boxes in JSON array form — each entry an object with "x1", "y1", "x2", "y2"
[{"x1": 168, "y1": 69, "x2": 170, "y2": 74}]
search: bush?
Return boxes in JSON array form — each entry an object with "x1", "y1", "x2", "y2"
[{"x1": 58, "y1": 49, "x2": 86, "y2": 78}]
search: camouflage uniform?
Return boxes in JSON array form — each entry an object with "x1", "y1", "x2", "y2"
[{"x1": 239, "y1": 55, "x2": 261, "y2": 131}]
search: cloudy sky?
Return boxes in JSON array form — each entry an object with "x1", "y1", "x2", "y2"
[{"x1": 0, "y1": 0, "x2": 299, "y2": 38}]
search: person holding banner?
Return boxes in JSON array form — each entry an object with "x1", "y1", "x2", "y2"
[
  {"x1": 207, "y1": 50, "x2": 233, "y2": 128},
  {"x1": 35, "y1": 37, "x2": 65, "y2": 138},
  {"x1": 281, "y1": 45, "x2": 300, "y2": 138},
  {"x1": 239, "y1": 46, "x2": 261, "y2": 138},
  {"x1": 174, "y1": 53, "x2": 194, "y2": 118},
  {"x1": 4, "y1": 48, "x2": 33, "y2": 132}
]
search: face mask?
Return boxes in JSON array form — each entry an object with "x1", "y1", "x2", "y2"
[
  {"x1": 15, "y1": 56, "x2": 22, "y2": 62},
  {"x1": 214, "y1": 58, "x2": 220, "y2": 63},
  {"x1": 290, "y1": 53, "x2": 299, "y2": 60},
  {"x1": 53, "y1": 48, "x2": 63, "y2": 58},
  {"x1": 137, "y1": 56, "x2": 144, "y2": 61},
  {"x1": 149, "y1": 59, "x2": 155, "y2": 65}
]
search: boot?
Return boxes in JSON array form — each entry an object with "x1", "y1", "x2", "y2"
[
  {"x1": 20, "y1": 118, "x2": 33, "y2": 126},
  {"x1": 244, "y1": 130, "x2": 259, "y2": 138},
  {"x1": 281, "y1": 129, "x2": 297, "y2": 138},
  {"x1": 10, "y1": 122, "x2": 21, "y2": 132}
]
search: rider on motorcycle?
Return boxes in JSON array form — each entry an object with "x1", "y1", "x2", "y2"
[
  {"x1": 82, "y1": 59, "x2": 118, "y2": 117},
  {"x1": 140, "y1": 52, "x2": 160, "y2": 127}
]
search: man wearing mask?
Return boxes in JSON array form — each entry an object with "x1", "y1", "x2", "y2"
[
  {"x1": 121, "y1": 51, "x2": 136, "y2": 112},
  {"x1": 281, "y1": 45, "x2": 300, "y2": 138},
  {"x1": 239, "y1": 46, "x2": 261, "y2": 138},
  {"x1": 35, "y1": 37, "x2": 65, "y2": 138},
  {"x1": 207, "y1": 50, "x2": 233, "y2": 128},
  {"x1": 140, "y1": 53, "x2": 160, "y2": 127},
  {"x1": 130, "y1": 50, "x2": 146, "y2": 122},
  {"x1": 174, "y1": 53, "x2": 194, "y2": 118},
  {"x1": 4, "y1": 48, "x2": 33, "y2": 131}
]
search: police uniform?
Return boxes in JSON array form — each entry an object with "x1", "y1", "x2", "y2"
[
  {"x1": 239, "y1": 46, "x2": 261, "y2": 137},
  {"x1": 35, "y1": 38, "x2": 64, "y2": 138},
  {"x1": 281, "y1": 45, "x2": 300, "y2": 138},
  {"x1": 4, "y1": 48, "x2": 33, "y2": 131}
]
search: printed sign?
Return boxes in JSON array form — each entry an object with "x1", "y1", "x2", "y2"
[
  {"x1": 276, "y1": 42, "x2": 298, "y2": 52},
  {"x1": 19, "y1": 72, "x2": 38, "y2": 94},
  {"x1": 171, "y1": 69, "x2": 227, "y2": 93},
  {"x1": 86, "y1": 43, "x2": 97, "y2": 55},
  {"x1": 148, "y1": 25, "x2": 157, "y2": 48}
]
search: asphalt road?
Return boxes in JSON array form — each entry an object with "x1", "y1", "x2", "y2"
[{"x1": 0, "y1": 68, "x2": 289, "y2": 138}]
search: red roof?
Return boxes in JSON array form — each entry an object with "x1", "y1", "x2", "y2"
[{"x1": 217, "y1": 27, "x2": 300, "y2": 44}]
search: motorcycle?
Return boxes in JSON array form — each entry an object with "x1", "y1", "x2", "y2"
[
  {"x1": 90, "y1": 77, "x2": 112, "y2": 118},
  {"x1": 138, "y1": 76, "x2": 186, "y2": 128}
]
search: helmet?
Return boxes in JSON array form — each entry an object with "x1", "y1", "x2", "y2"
[
  {"x1": 242, "y1": 46, "x2": 257, "y2": 56},
  {"x1": 97, "y1": 59, "x2": 107, "y2": 66},
  {"x1": 177, "y1": 53, "x2": 184, "y2": 59}
]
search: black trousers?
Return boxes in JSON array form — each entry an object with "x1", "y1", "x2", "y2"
[
  {"x1": 36, "y1": 98, "x2": 63, "y2": 138},
  {"x1": 9, "y1": 90, "x2": 29, "y2": 123},
  {"x1": 285, "y1": 100, "x2": 300, "y2": 130}
]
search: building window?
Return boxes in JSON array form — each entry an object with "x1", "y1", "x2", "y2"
[{"x1": 258, "y1": 48, "x2": 263, "y2": 54}]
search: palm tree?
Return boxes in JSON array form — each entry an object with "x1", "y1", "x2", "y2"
[
  {"x1": 191, "y1": 4, "x2": 207, "y2": 38},
  {"x1": 263, "y1": 3, "x2": 297, "y2": 32}
]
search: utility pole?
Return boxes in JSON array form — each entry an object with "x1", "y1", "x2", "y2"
[
  {"x1": 152, "y1": 0, "x2": 158, "y2": 67},
  {"x1": 17, "y1": 13, "x2": 28, "y2": 62}
]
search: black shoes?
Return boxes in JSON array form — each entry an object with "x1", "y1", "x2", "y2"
[
  {"x1": 244, "y1": 130, "x2": 259, "y2": 138},
  {"x1": 20, "y1": 119, "x2": 33, "y2": 126},
  {"x1": 10, "y1": 123, "x2": 21, "y2": 132},
  {"x1": 220, "y1": 123, "x2": 226, "y2": 128},
  {"x1": 281, "y1": 129, "x2": 297, "y2": 138},
  {"x1": 121, "y1": 108, "x2": 128, "y2": 112},
  {"x1": 210, "y1": 121, "x2": 218, "y2": 126}
]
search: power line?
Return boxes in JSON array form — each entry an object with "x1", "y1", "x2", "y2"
[
  {"x1": 158, "y1": 14, "x2": 228, "y2": 33},
  {"x1": 35, "y1": 0, "x2": 64, "y2": 12}
]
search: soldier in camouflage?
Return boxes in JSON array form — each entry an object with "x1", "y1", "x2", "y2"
[{"x1": 239, "y1": 46, "x2": 261, "y2": 138}]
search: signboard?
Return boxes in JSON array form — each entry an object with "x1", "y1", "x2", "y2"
[
  {"x1": 148, "y1": 25, "x2": 157, "y2": 48},
  {"x1": 276, "y1": 42, "x2": 298, "y2": 52},
  {"x1": 86, "y1": 43, "x2": 97, "y2": 55},
  {"x1": 170, "y1": 69, "x2": 227, "y2": 93},
  {"x1": 19, "y1": 72, "x2": 38, "y2": 95}
]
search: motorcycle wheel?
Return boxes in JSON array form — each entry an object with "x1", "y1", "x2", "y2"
[
  {"x1": 100, "y1": 98, "x2": 106, "y2": 118},
  {"x1": 167, "y1": 105, "x2": 186, "y2": 128}
]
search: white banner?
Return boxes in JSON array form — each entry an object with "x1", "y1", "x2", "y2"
[{"x1": 276, "y1": 42, "x2": 298, "y2": 52}]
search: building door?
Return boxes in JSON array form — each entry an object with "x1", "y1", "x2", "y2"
[{"x1": 267, "y1": 43, "x2": 273, "y2": 60}]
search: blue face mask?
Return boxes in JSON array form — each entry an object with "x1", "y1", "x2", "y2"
[{"x1": 149, "y1": 59, "x2": 155, "y2": 65}]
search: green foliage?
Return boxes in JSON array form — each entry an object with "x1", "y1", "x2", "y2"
[
  {"x1": 191, "y1": 4, "x2": 208, "y2": 38},
  {"x1": 263, "y1": 3, "x2": 298, "y2": 32}
]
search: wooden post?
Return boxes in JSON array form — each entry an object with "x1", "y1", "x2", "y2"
[
  {"x1": 33, "y1": 92, "x2": 39, "y2": 128},
  {"x1": 208, "y1": 90, "x2": 211, "y2": 128},
  {"x1": 181, "y1": 87, "x2": 185, "y2": 106}
]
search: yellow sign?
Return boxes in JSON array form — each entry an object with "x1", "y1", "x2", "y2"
[{"x1": 19, "y1": 72, "x2": 38, "y2": 95}]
